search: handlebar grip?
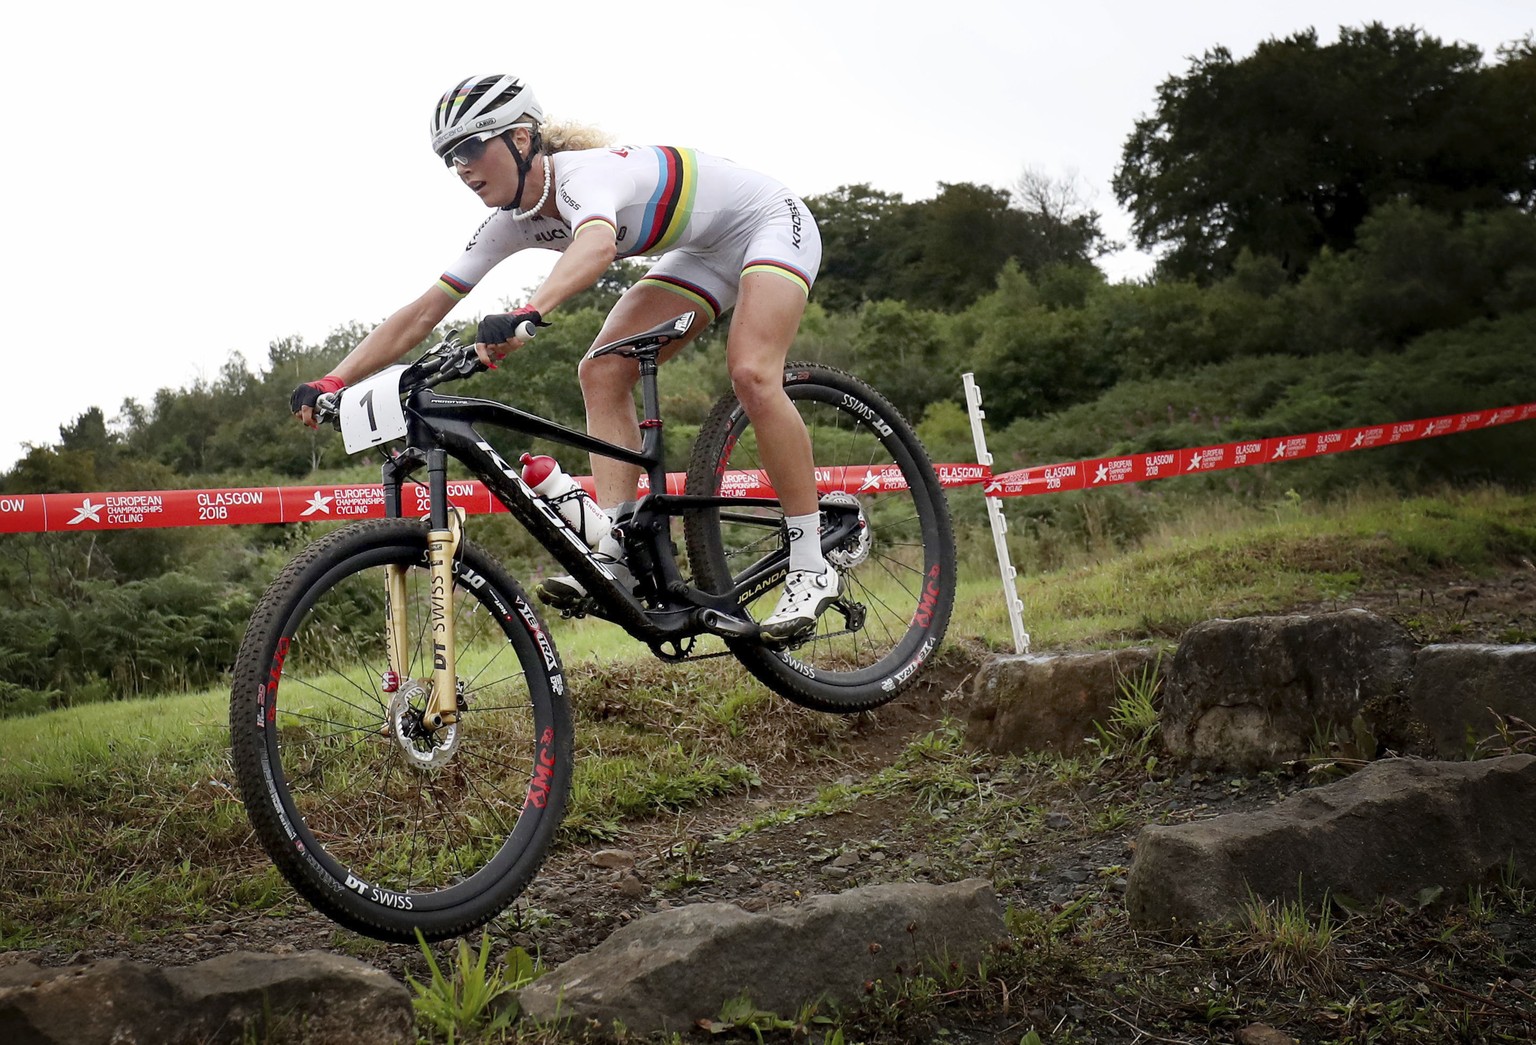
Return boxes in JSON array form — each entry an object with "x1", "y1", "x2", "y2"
[{"x1": 514, "y1": 320, "x2": 538, "y2": 341}]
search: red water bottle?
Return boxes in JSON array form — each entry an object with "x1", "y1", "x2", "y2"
[{"x1": 519, "y1": 453, "x2": 610, "y2": 548}]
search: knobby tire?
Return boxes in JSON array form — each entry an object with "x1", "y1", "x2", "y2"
[
  {"x1": 683, "y1": 362, "x2": 956, "y2": 712},
  {"x1": 229, "y1": 519, "x2": 572, "y2": 942}
]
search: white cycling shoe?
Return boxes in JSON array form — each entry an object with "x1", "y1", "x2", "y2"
[
  {"x1": 537, "y1": 555, "x2": 635, "y2": 608},
  {"x1": 760, "y1": 566, "x2": 840, "y2": 646}
]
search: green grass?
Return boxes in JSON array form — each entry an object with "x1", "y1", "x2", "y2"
[
  {"x1": 951, "y1": 485, "x2": 1536, "y2": 650},
  {"x1": 0, "y1": 630, "x2": 848, "y2": 949},
  {"x1": 0, "y1": 685, "x2": 252, "y2": 947},
  {"x1": 0, "y1": 686, "x2": 228, "y2": 789},
  {"x1": 1237, "y1": 888, "x2": 1343, "y2": 990},
  {"x1": 409, "y1": 931, "x2": 541, "y2": 1040}
]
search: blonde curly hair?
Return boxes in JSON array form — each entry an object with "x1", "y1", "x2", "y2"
[{"x1": 539, "y1": 120, "x2": 613, "y2": 153}]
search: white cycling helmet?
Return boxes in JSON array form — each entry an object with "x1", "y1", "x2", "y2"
[{"x1": 430, "y1": 75, "x2": 545, "y2": 159}]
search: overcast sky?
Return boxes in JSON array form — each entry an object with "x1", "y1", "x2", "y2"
[{"x1": 1, "y1": 0, "x2": 1527, "y2": 474}]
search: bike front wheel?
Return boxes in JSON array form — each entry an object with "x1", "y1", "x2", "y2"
[
  {"x1": 683, "y1": 363, "x2": 956, "y2": 713},
  {"x1": 229, "y1": 519, "x2": 572, "y2": 942}
]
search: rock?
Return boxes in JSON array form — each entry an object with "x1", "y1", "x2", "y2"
[
  {"x1": 515, "y1": 879, "x2": 1007, "y2": 1034},
  {"x1": 1161, "y1": 610, "x2": 1415, "y2": 770},
  {"x1": 1237, "y1": 1025, "x2": 1299, "y2": 1045},
  {"x1": 960, "y1": 647, "x2": 1163, "y2": 755},
  {"x1": 1126, "y1": 755, "x2": 1536, "y2": 931},
  {"x1": 0, "y1": 961, "x2": 51, "y2": 990},
  {"x1": 1409, "y1": 644, "x2": 1536, "y2": 758},
  {"x1": 590, "y1": 849, "x2": 637, "y2": 870},
  {"x1": 0, "y1": 951, "x2": 412, "y2": 1045}
]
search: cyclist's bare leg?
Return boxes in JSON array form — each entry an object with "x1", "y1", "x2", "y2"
[
  {"x1": 726, "y1": 272, "x2": 839, "y2": 640},
  {"x1": 579, "y1": 283, "x2": 708, "y2": 508},
  {"x1": 724, "y1": 272, "x2": 815, "y2": 517}
]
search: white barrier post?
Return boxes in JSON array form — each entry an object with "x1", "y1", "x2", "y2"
[{"x1": 962, "y1": 373, "x2": 1028, "y2": 654}]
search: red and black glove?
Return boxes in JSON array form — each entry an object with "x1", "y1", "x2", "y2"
[
  {"x1": 476, "y1": 307, "x2": 549, "y2": 348},
  {"x1": 290, "y1": 375, "x2": 345, "y2": 419}
]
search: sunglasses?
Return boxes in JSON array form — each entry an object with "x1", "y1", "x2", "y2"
[{"x1": 441, "y1": 123, "x2": 532, "y2": 168}]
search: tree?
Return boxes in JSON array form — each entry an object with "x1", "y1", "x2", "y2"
[
  {"x1": 802, "y1": 184, "x2": 908, "y2": 312},
  {"x1": 807, "y1": 180, "x2": 1112, "y2": 312},
  {"x1": 1012, "y1": 166, "x2": 1122, "y2": 266},
  {"x1": 1289, "y1": 202, "x2": 1536, "y2": 353},
  {"x1": 1114, "y1": 24, "x2": 1536, "y2": 282},
  {"x1": 879, "y1": 182, "x2": 1027, "y2": 309}
]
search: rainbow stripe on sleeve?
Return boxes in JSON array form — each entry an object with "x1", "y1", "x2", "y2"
[
  {"x1": 574, "y1": 216, "x2": 619, "y2": 239},
  {"x1": 627, "y1": 147, "x2": 698, "y2": 256},
  {"x1": 436, "y1": 272, "x2": 475, "y2": 300}
]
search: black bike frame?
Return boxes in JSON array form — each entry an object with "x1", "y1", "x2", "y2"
[{"x1": 375, "y1": 351, "x2": 860, "y2": 650}]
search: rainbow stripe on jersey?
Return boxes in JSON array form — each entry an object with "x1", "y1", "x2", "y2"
[{"x1": 627, "y1": 147, "x2": 698, "y2": 256}]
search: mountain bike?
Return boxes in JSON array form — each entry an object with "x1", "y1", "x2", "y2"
[{"x1": 229, "y1": 312, "x2": 956, "y2": 942}]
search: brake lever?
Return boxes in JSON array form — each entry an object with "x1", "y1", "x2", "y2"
[
  {"x1": 314, "y1": 391, "x2": 342, "y2": 429},
  {"x1": 438, "y1": 341, "x2": 483, "y2": 379}
]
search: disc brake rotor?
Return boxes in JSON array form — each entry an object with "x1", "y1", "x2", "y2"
[{"x1": 387, "y1": 679, "x2": 462, "y2": 769}]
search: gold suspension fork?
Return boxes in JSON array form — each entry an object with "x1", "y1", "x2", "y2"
[
  {"x1": 422, "y1": 506, "x2": 465, "y2": 731},
  {"x1": 383, "y1": 562, "x2": 410, "y2": 684},
  {"x1": 382, "y1": 446, "x2": 467, "y2": 733}
]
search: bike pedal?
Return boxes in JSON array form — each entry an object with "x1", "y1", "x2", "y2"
[
  {"x1": 538, "y1": 589, "x2": 595, "y2": 618},
  {"x1": 759, "y1": 624, "x2": 815, "y2": 652}
]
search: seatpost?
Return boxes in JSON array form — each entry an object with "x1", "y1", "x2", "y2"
[
  {"x1": 638, "y1": 356, "x2": 662, "y2": 424},
  {"x1": 636, "y1": 357, "x2": 666, "y2": 470}
]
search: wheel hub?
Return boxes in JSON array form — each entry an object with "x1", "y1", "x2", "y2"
[{"x1": 387, "y1": 679, "x2": 463, "y2": 769}]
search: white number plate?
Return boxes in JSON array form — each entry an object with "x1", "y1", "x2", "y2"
[{"x1": 339, "y1": 366, "x2": 410, "y2": 453}]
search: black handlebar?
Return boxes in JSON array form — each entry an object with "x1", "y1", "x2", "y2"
[{"x1": 311, "y1": 330, "x2": 504, "y2": 427}]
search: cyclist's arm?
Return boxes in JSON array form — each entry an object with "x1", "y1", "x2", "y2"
[
  {"x1": 524, "y1": 222, "x2": 618, "y2": 316},
  {"x1": 475, "y1": 224, "x2": 616, "y2": 365},
  {"x1": 328, "y1": 286, "x2": 458, "y2": 384}
]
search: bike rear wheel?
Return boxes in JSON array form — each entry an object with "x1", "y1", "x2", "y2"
[
  {"x1": 229, "y1": 519, "x2": 571, "y2": 942},
  {"x1": 683, "y1": 363, "x2": 956, "y2": 712}
]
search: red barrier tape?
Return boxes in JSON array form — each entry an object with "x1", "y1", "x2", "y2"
[
  {"x1": 0, "y1": 464, "x2": 990, "y2": 535},
  {"x1": 1, "y1": 402, "x2": 1528, "y2": 533},
  {"x1": 983, "y1": 402, "x2": 1536, "y2": 497}
]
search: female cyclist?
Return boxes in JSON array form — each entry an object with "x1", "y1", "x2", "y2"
[{"x1": 291, "y1": 74, "x2": 835, "y2": 644}]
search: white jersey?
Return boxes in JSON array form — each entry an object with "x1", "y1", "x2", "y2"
[{"x1": 436, "y1": 146, "x2": 820, "y2": 320}]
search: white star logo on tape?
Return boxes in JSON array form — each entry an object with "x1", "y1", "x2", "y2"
[
  {"x1": 301, "y1": 492, "x2": 334, "y2": 516},
  {"x1": 1189, "y1": 452, "x2": 1207, "y2": 470},
  {"x1": 858, "y1": 472, "x2": 884, "y2": 492},
  {"x1": 1094, "y1": 463, "x2": 1110, "y2": 484},
  {"x1": 1352, "y1": 432, "x2": 1366, "y2": 447},
  {"x1": 69, "y1": 499, "x2": 103, "y2": 525},
  {"x1": 1273, "y1": 444, "x2": 1289, "y2": 459}
]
